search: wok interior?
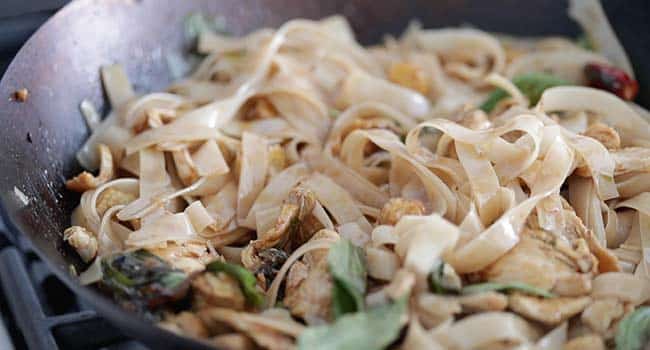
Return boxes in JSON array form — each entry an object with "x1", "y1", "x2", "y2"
[{"x1": 0, "y1": 0, "x2": 643, "y2": 348}]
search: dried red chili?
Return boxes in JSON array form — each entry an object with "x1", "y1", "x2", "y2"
[{"x1": 584, "y1": 62, "x2": 639, "y2": 101}]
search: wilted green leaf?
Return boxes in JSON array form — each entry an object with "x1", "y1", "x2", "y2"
[
  {"x1": 429, "y1": 262, "x2": 461, "y2": 294},
  {"x1": 100, "y1": 249, "x2": 191, "y2": 318},
  {"x1": 328, "y1": 239, "x2": 367, "y2": 318},
  {"x1": 616, "y1": 306, "x2": 650, "y2": 350},
  {"x1": 480, "y1": 73, "x2": 569, "y2": 112},
  {"x1": 576, "y1": 34, "x2": 594, "y2": 51},
  {"x1": 298, "y1": 298, "x2": 407, "y2": 350},
  {"x1": 184, "y1": 13, "x2": 228, "y2": 41},
  {"x1": 205, "y1": 260, "x2": 265, "y2": 308}
]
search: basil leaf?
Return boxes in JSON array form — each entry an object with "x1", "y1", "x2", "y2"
[
  {"x1": 429, "y1": 262, "x2": 461, "y2": 294},
  {"x1": 184, "y1": 13, "x2": 228, "y2": 41},
  {"x1": 461, "y1": 282, "x2": 555, "y2": 298},
  {"x1": 298, "y1": 298, "x2": 407, "y2": 350},
  {"x1": 206, "y1": 260, "x2": 265, "y2": 307},
  {"x1": 100, "y1": 249, "x2": 191, "y2": 319},
  {"x1": 616, "y1": 306, "x2": 650, "y2": 350},
  {"x1": 576, "y1": 34, "x2": 594, "y2": 51},
  {"x1": 328, "y1": 239, "x2": 367, "y2": 318},
  {"x1": 480, "y1": 73, "x2": 569, "y2": 112}
]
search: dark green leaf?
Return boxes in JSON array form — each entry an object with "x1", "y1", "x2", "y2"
[
  {"x1": 100, "y1": 249, "x2": 191, "y2": 318},
  {"x1": 328, "y1": 239, "x2": 367, "y2": 318},
  {"x1": 461, "y1": 282, "x2": 555, "y2": 298},
  {"x1": 298, "y1": 298, "x2": 407, "y2": 350},
  {"x1": 616, "y1": 306, "x2": 650, "y2": 350},
  {"x1": 205, "y1": 260, "x2": 265, "y2": 308},
  {"x1": 429, "y1": 263, "x2": 461, "y2": 294},
  {"x1": 480, "y1": 73, "x2": 570, "y2": 112}
]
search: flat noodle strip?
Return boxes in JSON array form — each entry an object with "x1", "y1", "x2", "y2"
[
  {"x1": 448, "y1": 129, "x2": 573, "y2": 273},
  {"x1": 63, "y1": 15, "x2": 650, "y2": 350},
  {"x1": 237, "y1": 132, "x2": 269, "y2": 222}
]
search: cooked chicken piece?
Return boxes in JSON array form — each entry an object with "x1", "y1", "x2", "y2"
[
  {"x1": 416, "y1": 293, "x2": 461, "y2": 329},
  {"x1": 458, "y1": 291, "x2": 508, "y2": 313},
  {"x1": 459, "y1": 110, "x2": 491, "y2": 130},
  {"x1": 561, "y1": 205, "x2": 620, "y2": 273},
  {"x1": 192, "y1": 272, "x2": 246, "y2": 311},
  {"x1": 388, "y1": 62, "x2": 430, "y2": 95},
  {"x1": 160, "y1": 312, "x2": 209, "y2": 338},
  {"x1": 580, "y1": 298, "x2": 624, "y2": 335},
  {"x1": 611, "y1": 147, "x2": 650, "y2": 176},
  {"x1": 256, "y1": 185, "x2": 318, "y2": 251},
  {"x1": 554, "y1": 237, "x2": 597, "y2": 273},
  {"x1": 508, "y1": 293, "x2": 591, "y2": 325},
  {"x1": 268, "y1": 144, "x2": 287, "y2": 176},
  {"x1": 242, "y1": 97, "x2": 278, "y2": 121},
  {"x1": 66, "y1": 144, "x2": 114, "y2": 192},
  {"x1": 210, "y1": 334, "x2": 256, "y2": 350},
  {"x1": 582, "y1": 122, "x2": 621, "y2": 150},
  {"x1": 63, "y1": 226, "x2": 98, "y2": 262},
  {"x1": 284, "y1": 250, "x2": 332, "y2": 324},
  {"x1": 378, "y1": 198, "x2": 426, "y2": 226},
  {"x1": 95, "y1": 188, "x2": 137, "y2": 216},
  {"x1": 198, "y1": 308, "x2": 296, "y2": 350},
  {"x1": 243, "y1": 186, "x2": 321, "y2": 273},
  {"x1": 150, "y1": 242, "x2": 212, "y2": 273},
  {"x1": 563, "y1": 334, "x2": 605, "y2": 350},
  {"x1": 552, "y1": 273, "x2": 592, "y2": 297},
  {"x1": 481, "y1": 228, "x2": 580, "y2": 291}
]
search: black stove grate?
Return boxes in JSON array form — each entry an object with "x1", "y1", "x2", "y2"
[{"x1": 0, "y1": 231, "x2": 149, "y2": 350}]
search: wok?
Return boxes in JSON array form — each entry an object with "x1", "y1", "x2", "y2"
[{"x1": 0, "y1": 0, "x2": 648, "y2": 348}]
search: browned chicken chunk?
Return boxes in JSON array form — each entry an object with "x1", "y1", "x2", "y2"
[
  {"x1": 582, "y1": 122, "x2": 621, "y2": 150},
  {"x1": 283, "y1": 230, "x2": 338, "y2": 324},
  {"x1": 508, "y1": 293, "x2": 591, "y2": 325},
  {"x1": 63, "y1": 226, "x2": 98, "y2": 262},
  {"x1": 192, "y1": 272, "x2": 246, "y2": 311},
  {"x1": 378, "y1": 198, "x2": 426, "y2": 226},
  {"x1": 580, "y1": 298, "x2": 624, "y2": 335},
  {"x1": 66, "y1": 144, "x2": 114, "y2": 192}
]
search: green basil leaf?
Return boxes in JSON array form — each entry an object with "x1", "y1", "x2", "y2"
[
  {"x1": 616, "y1": 306, "x2": 650, "y2": 350},
  {"x1": 429, "y1": 262, "x2": 461, "y2": 294},
  {"x1": 328, "y1": 239, "x2": 367, "y2": 318},
  {"x1": 461, "y1": 282, "x2": 555, "y2": 298},
  {"x1": 298, "y1": 298, "x2": 407, "y2": 350},
  {"x1": 184, "y1": 13, "x2": 228, "y2": 40},
  {"x1": 206, "y1": 260, "x2": 265, "y2": 307},
  {"x1": 480, "y1": 73, "x2": 570, "y2": 112},
  {"x1": 100, "y1": 249, "x2": 191, "y2": 319},
  {"x1": 576, "y1": 34, "x2": 594, "y2": 51}
]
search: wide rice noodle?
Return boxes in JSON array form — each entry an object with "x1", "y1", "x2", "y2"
[{"x1": 65, "y1": 14, "x2": 650, "y2": 350}]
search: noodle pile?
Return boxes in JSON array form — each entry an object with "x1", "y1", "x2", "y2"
[{"x1": 64, "y1": 4, "x2": 650, "y2": 349}]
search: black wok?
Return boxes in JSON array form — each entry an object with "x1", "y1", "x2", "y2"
[{"x1": 0, "y1": 0, "x2": 648, "y2": 348}]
